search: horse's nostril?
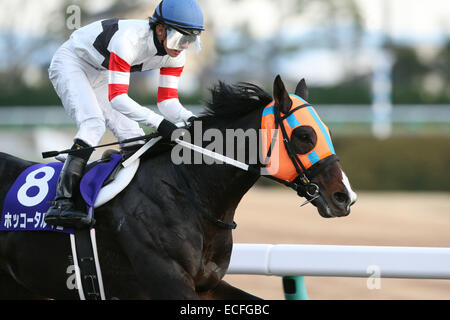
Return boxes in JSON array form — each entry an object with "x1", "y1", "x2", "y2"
[{"x1": 333, "y1": 192, "x2": 349, "y2": 205}]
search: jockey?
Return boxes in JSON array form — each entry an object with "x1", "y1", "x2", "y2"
[{"x1": 44, "y1": 0, "x2": 204, "y2": 228}]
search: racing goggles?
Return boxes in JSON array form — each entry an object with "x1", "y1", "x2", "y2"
[{"x1": 165, "y1": 27, "x2": 202, "y2": 52}]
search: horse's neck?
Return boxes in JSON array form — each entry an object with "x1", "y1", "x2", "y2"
[
  {"x1": 186, "y1": 161, "x2": 259, "y2": 221},
  {"x1": 179, "y1": 112, "x2": 261, "y2": 225}
]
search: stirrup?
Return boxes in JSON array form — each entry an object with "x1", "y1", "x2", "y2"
[
  {"x1": 45, "y1": 203, "x2": 95, "y2": 229},
  {"x1": 45, "y1": 214, "x2": 95, "y2": 229}
]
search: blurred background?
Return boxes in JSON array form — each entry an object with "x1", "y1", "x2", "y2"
[{"x1": 0, "y1": 0, "x2": 449, "y2": 299}]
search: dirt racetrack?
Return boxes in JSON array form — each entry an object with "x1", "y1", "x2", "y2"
[{"x1": 223, "y1": 187, "x2": 450, "y2": 300}]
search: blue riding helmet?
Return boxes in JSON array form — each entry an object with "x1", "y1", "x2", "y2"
[{"x1": 152, "y1": 0, "x2": 205, "y2": 31}]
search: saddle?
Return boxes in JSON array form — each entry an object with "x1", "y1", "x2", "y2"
[
  {"x1": 0, "y1": 138, "x2": 168, "y2": 299},
  {"x1": 0, "y1": 152, "x2": 139, "y2": 233}
]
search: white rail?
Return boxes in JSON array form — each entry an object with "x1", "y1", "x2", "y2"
[{"x1": 227, "y1": 244, "x2": 450, "y2": 279}]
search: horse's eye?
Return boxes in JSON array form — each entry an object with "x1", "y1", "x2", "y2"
[
  {"x1": 296, "y1": 132, "x2": 310, "y2": 142},
  {"x1": 291, "y1": 126, "x2": 317, "y2": 154}
]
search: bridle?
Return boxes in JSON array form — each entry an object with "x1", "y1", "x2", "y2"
[{"x1": 256, "y1": 99, "x2": 339, "y2": 206}]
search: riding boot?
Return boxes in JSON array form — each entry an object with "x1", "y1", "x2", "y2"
[{"x1": 45, "y1": 141, "x2": 93, "y2": 228}]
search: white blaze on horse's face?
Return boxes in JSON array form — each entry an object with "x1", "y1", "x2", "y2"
[
  {"x1": 312, "y1": 162, "x2": 357, "y2": 218},
  {"x1": 341, "y1": 170, "x2": 358, "y2": 206}
]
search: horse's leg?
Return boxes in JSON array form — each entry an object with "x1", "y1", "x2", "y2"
[
  {"x1": 125, "y1": 247, "x2": 199, "y2": 299},
  {"x1": 116, "y1": 224, "x2": 199, "y2": 299},
  {"x1": 0, "y1": 270, "x2": 48, "y2": 300},
  {"x1": 130, "y1": 251, "x2": 200, "y2": 299},
  {"x1": 198, "y1": 280, "x2": 262, "y2": 300}
]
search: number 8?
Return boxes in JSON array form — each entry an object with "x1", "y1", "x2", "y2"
[{"x1": 17, "y1": 167, "x2": 56, "y2": 207}]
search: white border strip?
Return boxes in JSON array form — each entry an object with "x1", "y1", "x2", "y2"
[
  {"x1": 90, "y1": 228, "x2": 106, "y2": 300},
  {"x1": 69, "y1": 234, "x2": 85, "y2": 300}
]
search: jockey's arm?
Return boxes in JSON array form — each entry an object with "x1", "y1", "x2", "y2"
[
  {"x1": 156, "y1": 61, "x2": 194, "y2": 125},
  {"x1": 108, "y1": 52, "x2": 193, "y2": 130},
  {"x1": 107, "y1": 49, "x2": 165, "y2": 129}
]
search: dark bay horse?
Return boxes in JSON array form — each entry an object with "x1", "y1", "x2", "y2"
[{"x1": 0, "y1": 76, "x2": 356, "y2": 299}]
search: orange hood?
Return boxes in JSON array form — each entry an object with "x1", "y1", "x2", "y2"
[{"x1": 261, "y1": 94, "x2": 336, "y2": 182}]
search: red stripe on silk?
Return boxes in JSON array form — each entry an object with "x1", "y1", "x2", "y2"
[
  {"x1": 160, "y1": 66, "x2": 184, "y2": 77},
  {"x1": 109, "y1": 84, "x2": 129, "y2": 101},
  {"x1": 157, "y1": 87, "x2": 178, "y2": 102},
  {"x1": 109, "y1": 52, "x2": 131, "y2": 72}
]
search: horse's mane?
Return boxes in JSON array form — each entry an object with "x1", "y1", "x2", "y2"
[{"x1": 198, "y1": 81, "x2": 273, "y2": 127}]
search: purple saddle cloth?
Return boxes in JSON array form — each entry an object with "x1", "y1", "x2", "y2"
[{"x1": 0, "y1": 153, "x2": 122, "y2": 234}]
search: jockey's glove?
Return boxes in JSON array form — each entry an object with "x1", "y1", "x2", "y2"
[
  {"x1": 183, "y1": 116, "x2": 197, "y2": 128},
  {"x1": 187, "y1": 116, "x2": 197, "y2": 124},
  {"x1": 157, "y1": 119, "x2": 178, "y2": 140}
]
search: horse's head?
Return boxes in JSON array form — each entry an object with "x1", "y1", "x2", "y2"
[{"x1": 262, "y1": 75, "x2": 357, "y2": 218}]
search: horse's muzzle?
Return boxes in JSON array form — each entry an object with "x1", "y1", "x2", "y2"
[{"x1": 313, "y1": 190, "x2": 354, "y2": 218}]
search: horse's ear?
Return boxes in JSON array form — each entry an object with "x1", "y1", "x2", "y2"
[
  {"x1": 295, "y1": 78, "x2": 309, "y2": 101},
  {"x1": 273, "y1": 75, "x2": 292, "y2": 114}
]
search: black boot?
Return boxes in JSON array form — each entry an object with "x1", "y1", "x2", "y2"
[{"x1": 45, "y1": 154, "x2": 93, "y2": 229}]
